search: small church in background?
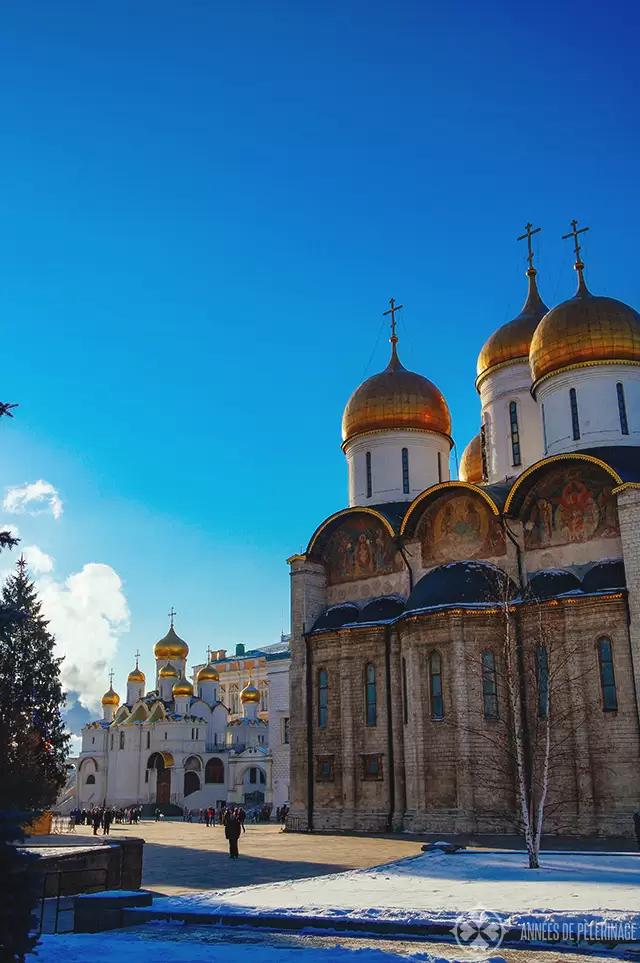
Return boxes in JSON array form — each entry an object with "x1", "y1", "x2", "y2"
[
  {"x1": 74, "y1": 615, "x2": 291, "y2": 813},
  {"x1": 288, "y1": 222, "x2": 640, "y2": 836}
]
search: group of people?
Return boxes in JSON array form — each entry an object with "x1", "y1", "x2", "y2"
[
  {"x1": 71, "y1": 805, "x2": 142, "y2": 833},
  {"x1": 275, "y1": 805, "x2": 289, "y2": 823}
]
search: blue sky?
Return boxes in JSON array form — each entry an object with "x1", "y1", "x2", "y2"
[{"x1": 0, "y1": 0, "x2": 638, "y2": 719}]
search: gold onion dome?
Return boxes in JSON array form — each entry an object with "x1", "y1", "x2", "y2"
[
  {"x1": 154, "y1": 624, "x2": 189, "y2": 661},
  {"x1": 530, "y1": 274, "x2": 640, "y2": 387},
  {"x1": 459, "y1": 433, "x2": 483, "y2": 484},
  {"x1": 240, "y1": 681, "x2": 260, "y2": 704},
  {"x1": 342, "y1": 338, "x2": 452, "y2": 447},
  {"x1": 101, "y1": 686, "x2": 120, "y2": 707},
  {"x1": 127, "y1": 665, "x2": 145, "y2": 683},
  {"x1": 159, "y1": 662, "x2": 179, "y2": 678},
  {"x1": 477, "y1": 269, "x2": 548, "y2": 386},
  {"x1": 197, "y1": 661, "x2": 220, "y2": 683},
  {"x1": 172, "y1": 679, "x2": 194, "y2": 697}
]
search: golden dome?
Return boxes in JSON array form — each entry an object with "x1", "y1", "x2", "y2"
[
  {"x1": 172, "y1": 679, "x2": 194, "y2": 698},
  {"x1": 477, "y1": 270, "x2": 548, "y2": 385},
  {"x1": 127, "y1": 665, "x2": 146, "y2": 684},
  {"x1": 197, "y1": 662, "x2": 220, "y2": 683},
  {"x1": 159, "y1": 662, "x2": 179, "y2": 678},
  {"x1": 101, "y1": 686, "x2": 120, "y2": 707},
  {"x1": 341, "y1": 341, "x2": 452, "y2": 447},
  {"x1": 459, "y1": 433, "x2": 484, "y2": 484},
  {"x1": 530, "y1": 275, "x2": 640, "y2": 388},
  {"x1": 240, "y1": 682, "x2": 260, "y2": 704},
  {"x1": 154, "y1": 624, "x2": 189, "y2": 661}
]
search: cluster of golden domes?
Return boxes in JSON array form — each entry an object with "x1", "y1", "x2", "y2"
[{"x1": 477, "y1": 222, "x2": 640, "y2": 390}]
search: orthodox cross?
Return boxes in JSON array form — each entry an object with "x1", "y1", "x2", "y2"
[
  {"x1": 383, "y1": 297, "x2": 403, "y2": 342},
  {"x1": 562, "y1": 219, "x2": 589, "y2": 265},
  {"x1": 134, "y1": 649, "x2": 140, "y2": 666},
  {"x1": 168, "y1": 606, "x2": 176, "y2": 627},
  {"x1": 517, "y1": 222, "x2": 541, "y2": 272},
  {"x1": 109, "y1": 668, "x2": 114, "y2": 687},
  {"x1": 207, "y1": 646, "x2": 213, "y2": 663}
]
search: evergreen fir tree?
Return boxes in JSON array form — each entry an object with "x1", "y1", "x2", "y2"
[{"x1": 0, "y1": 557, "x2": 69, "y2": 811}]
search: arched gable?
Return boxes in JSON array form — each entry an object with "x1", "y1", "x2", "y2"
[
  {"x1": 400, "y1": 481, "x2": 500, "y2": 537},
  {"x1": 307, "y1": 508, "x2": 402, "y2": 586},
  {"x1": 506, "y1": 455, "x2": 621, "y2": 552},
  {"x1": 148, "y1": 702, "x2": 166, "y2": 723},
  {"x1": 113, "y1": 705, "x2": 130, "y2": 724},
  {"x1": 124, "y1": 702, "x2": 149, "y2": 724},
  {"x1": 505, "y1": 454, "x2": 622, "y2": 514}
]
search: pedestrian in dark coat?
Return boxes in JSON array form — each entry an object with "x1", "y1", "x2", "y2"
[
  {"x1": 634, "y1": 810, "x2": 640, "y2": 849},
  {"x1": 225, "y1": 810, "x2": 241, "y2": 858},
  {"x1": 92, "y1": 809, "x2": 102, "y2": 836},
  {"x1": 238, "y1": 807, "x2": 246, "y2": 833}
]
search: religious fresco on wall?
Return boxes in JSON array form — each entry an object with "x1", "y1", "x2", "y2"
[
  {"x1": 521, "y1": 467, "x2": 619, "y2": 551},
  {"x1": 323, "y1": 517, "x2": 402, "y2": 585},
  {"x1": 418, "y1": 492, "x2": 506, "y2": 565}
]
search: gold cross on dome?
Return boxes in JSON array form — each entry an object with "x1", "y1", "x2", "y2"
[
  {"x1": 168, "y1": 607, "x2": 176, "y2": 627},
  {"x1": 517, "y1": 222, "x2": 542, "y2": 272},
  {"x1": 109, "y1": 668, "x2": 114, "y2": 687},
  {"x1": 207, "y1": 647, "x2": 213, "y2": 663},
  {"x1": 562, "y1": 219, "x2": 590, "y2": 266},
  {"x1": 383, "y1": 297, "x2": 403, "y2": 343},
  {"x1": 134, "y1": 649, "x2": 140, "y2": 666}
]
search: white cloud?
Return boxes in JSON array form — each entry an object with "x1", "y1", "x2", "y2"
[
  {"x1": 22, "y1": 545, "x2": 55, "y2": 574},
  {"x1": 37, "y1": 563, "x2": 130, "y2": 712},
  {"x1": 4, "y1": 480, "x2": 63, "y2": 520}
]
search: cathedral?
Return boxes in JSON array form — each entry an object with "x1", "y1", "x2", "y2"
[
  {"x1": 287, "y1": 223, "x2": 640, "y2": 836},
  {"x1": 75, "y1": 621, "x2": 291, "y2": 812}
]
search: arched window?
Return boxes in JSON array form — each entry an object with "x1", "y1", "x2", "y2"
[
  {"x1": 205, "y1": 757, "x2": 224, "y2": 783},
  {"x1": 318, "y1": 668, "x2": 328, "y2": 728},
  {"x1": 85, "y1": 774, "x2": 95, "y2": 785},
  {"x1": 248, "y1": 766, "x2": 266, "y2": 785},
  {"x1": 402, "y1": 657, "x2": 408, "y2": 725},
  {"x1": 570, "y1": 388, "x2": 580, "y2": 440},
  {"x1": 509, "y1": 401, "x2": 521, "y2": 467},
  {"x1": 598, "y1": 638, "x2": 618, "y2": 711},
  {"x1": 617, "y1": 383, "x2": 629, "y2": 435},
  {"x1": 119, "y1": 731, "x2": 125, "y2": 750},
  {"x1": 541, "y1": 403, "x2": 548, "y2": 454},
  {"x1": 402, "y1": 448, "x2": 410, "y2": 494},
  {"x1": 437, "y1": 450, "x2": 442, "y2": 483},
  {"x1": 260, "y1": 686, "x2": 268, "y2": 712},
  {"x1": 365, "y1": 663, "x2": 377, "y2": 726},
  {"x1": 146, "y1": 731, "x2": 150, "y2": 750},
  {"x1": 366, "y1": 451, "x2": 372, "y2": 499},
  {"x1": 429, "y1": 651, "x2": 444, "y2": 719},
  {"x1": 230, "y1": 689, "x2": 239, "y2": 714},
  {"x1": 536, "y1": 645, "x2": 549, "y2": 719},
  {"x1": 480, "y1": 422, "x2": 489, "y2": 480},
  {"x1": 482, "y1": 651, "x2": 499, "y2": 718}
]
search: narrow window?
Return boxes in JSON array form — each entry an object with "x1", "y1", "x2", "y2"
[
  {"x1": 536, "y1": 645, "x2": 549, "y2": 719},
  {"x1": 164, "y1": 731, "x2": 168, "y2": 740},
  {"x1": 437, "y1": 450, "x2": 442, "y2": 483},
  {"x1": 365, "y1": 663, "x2": 377, "y2": 726},
  {"x1": 283, "y1": 717, "x2": 290, "y2": 744},
  {"x1": 92, "y1": 736, "x2": 95, "y2": 745},
  {"x1": 482, "y1": 651, "x2": 499, "y2": 718},
  {"x1": 366, "y1": 451, "x2": 372, "y2": 499},
  {"x1": 318, "y1": 668, "x2": 328, "y2": 728},
  {"x1": 598, "y1": 638, "x2": 618, "y2": 711},
  {"x1": 110, "y1": 734, "x2": 114, "y2": 751},
  {"x1": 509, "y1": 401, "x2": 521, "y2": 467},
  {"x1": 402, "y1": 657, "x2": 408, "y2": 725},
  {"x1": 402, "y1": 448, "x2": 410, "y2": 494},
  {"x1": 480, "y1": 423, "x2": 488, "y2": 480},
  {"x1": 541, "y1": 403, "x2": 548, "y2": 454},
  {"x1": 570, "y1": 388, "x2": 580, "y2": 440},
  {"x1": 429, "y1": 651, "x2": 444, "y2": 719},
  {"x1": 146, "y1": 731, "x2": 150, "y2": 749},
  {"x1": 145, "y1": 770, "x2": 149, "y2": 783},
  {"x1": 617, "y1": 383, "x2": 629, "y2": 435},
  {"x1": 119, "y1": 731, "x2": 125, "y2": 750}
]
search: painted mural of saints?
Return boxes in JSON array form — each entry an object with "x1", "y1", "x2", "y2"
[
  {"x1": 523, "y1": 468, "x2": 619, "y2": 550},
  {"x1": 325, "y1": 520, "x2": 399, "y2": 584},
  {"x1": 429, "y1": 495, "x2": 494, "y2": 561}
]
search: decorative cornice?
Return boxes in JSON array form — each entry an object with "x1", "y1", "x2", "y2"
[
  {"x1": 286, "y1": 553, "x2": 307, "y2": 565},
  {"x1": 341, "y1": 425, "x2": 454, "y2": 453},
  {"x1": 612, "y1": 482, "x2": 640, "y2": 495},
  {"x1": 531, "y1": 358, "x2": 640, "y2": 397},
  {"x1": 504, "y1": 453, "x2": 623, "y2": 513},
  {"x1": 475, "y1": 355, "x2": 529, "y2": 392}
]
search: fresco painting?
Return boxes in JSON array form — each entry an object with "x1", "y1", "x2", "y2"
[
  {"x1": 324, "y1": 517, "x2": 401, "y2": 585},
  {"x1": 420, "y1": 493, "x2": 505, "y2": 564},
  {"x1": 522, "y1": 467, "x2": 619, "y2": 550}
]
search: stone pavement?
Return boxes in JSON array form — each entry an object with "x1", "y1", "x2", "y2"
[{"x1": 36, "y1": 821, "x2": 637, "y2": 896}]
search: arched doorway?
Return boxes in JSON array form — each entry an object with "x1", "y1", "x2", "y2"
[
  {"x1": 242, "y1": 765, "x2": 266, "y2": 805},
  {"x1": 205, "y1": 757, "x2": 224, "y2": 784},
  {"x1": 184, "y1": 770, "x2": 200, "y2": 796},
  {"x1": 148, "y1": 752, "x2": 171, "y2": 805}
]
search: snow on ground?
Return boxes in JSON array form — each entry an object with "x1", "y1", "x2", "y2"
[
  {"x1": 33, "y1": 932, "x2": 506, "y2": 963},
  {"x1": 146, "y1": 850, "x2": 640, "y2": 930}
]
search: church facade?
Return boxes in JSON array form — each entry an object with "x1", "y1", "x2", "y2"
[
  {"x1": 76, "y1": 627, "x2": 290, "y2": 812},
  {"x1": 287, "y1": 224, "x2": 640, "y2": 837}
]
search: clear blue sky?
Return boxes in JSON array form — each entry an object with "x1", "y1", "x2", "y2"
[{"x1": 1, "y1": 0, "x2": 638, "y2": 707}]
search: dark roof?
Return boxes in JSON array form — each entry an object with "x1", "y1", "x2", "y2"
[
  {"x1": 406, "y1": 561, "x2": 517, "y2": 612},
  {"x1": 368, "y1": 501, "x2": 408, "y2": 532},
  {"x1": 582, "y1": 559, "x2": 626, "y2": 594},
  {"x1": 525, "y1": 569, "x2": 581, "y2": 601},
  {"x1": 576, "y1": 446, "x2": 640, "y2": 483},
  {"x1": 312, "y1": 603, "x2": 360, "y2": 632},
  {"x1": 358, "y1": 596, "x2": 405, "y2": 623}
]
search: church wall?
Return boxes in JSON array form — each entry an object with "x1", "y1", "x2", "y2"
[
  {"x1": 479, "y1": 361, "x2": 543, "y2": 483},
  {"x1": 616, "y1": 487, "x2": 640, "y2": 713},
  {"x1": 326, "y1": 570, "x2": 408, "y2": 607},
  {"x1": 267, "y1": 658, "x2": 291, "y2": 809},
  {"x1": 345, "y1": 429, "x2": 450, "y2": 507}
]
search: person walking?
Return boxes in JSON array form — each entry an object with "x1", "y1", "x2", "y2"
[
  {"x1": 92, "y1": 808, "x2": 102, "y2": 836},
  {"x1": 225, "y1": 808, "x2": 242, "y2": 859},
  {"x1": 238, "y1": 806, "x2": 246, "y2": 834},
  {"x1": 103, "y1": 808, "x2": 112, "y2": 836},
  {"x1": 634, "y1": 810, "x2": 640, "y2": 850},
  {"x1": 154, "y1": 807, "x2": 161, "y2": 822}
]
